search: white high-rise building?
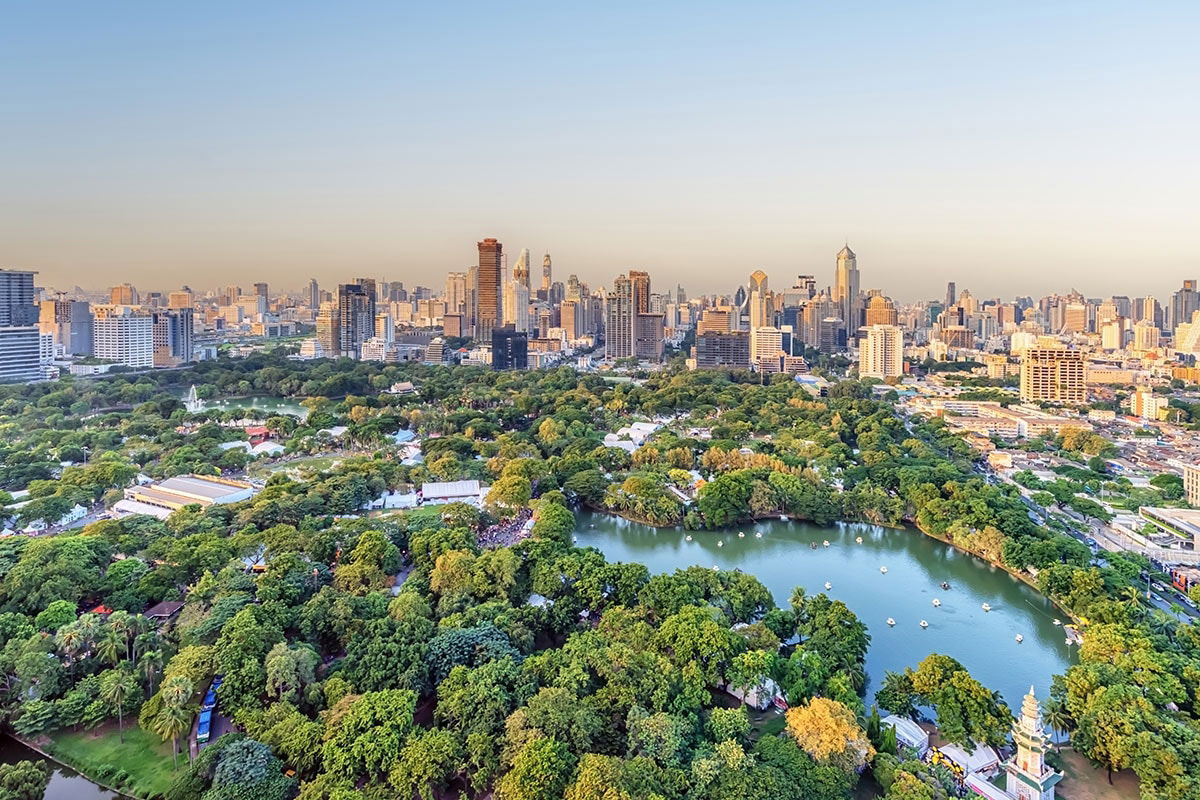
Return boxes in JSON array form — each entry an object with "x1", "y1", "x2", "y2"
[
  {"x1": 92, "y1": 305, "x2": 154, "y2": 368},
  {"x1": 859, "y1": 324, "x2": 904, "y2": 379},
  {"x1": 748, "y1": 269, "x2": 770, "y2": 353},
  {"x1": 513, "y1": 249, "x2": 531, "y2": 290},
  {"x1": 503, "y1": 279, "x2": 531, "y2": 333},
  {"x1": 1132, "y1": 320, "x2": 1160, "y2": 352},
  {"x1": 445, "y1": 272, "x2": 467, "y2": 313},
  {"x1": 751, "y1": 326, "x2": 783, "y2": 366}
]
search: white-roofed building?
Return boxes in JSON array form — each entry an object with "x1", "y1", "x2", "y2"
[
  {"x1": 881, "y1": 715, "x2": 929, "y2": 757},
  {"x1": 113, "y1": 474, "x2": 258, "y2": 520},
  {"x1": 420, "y1": 480, "x2": 485, "y2": 506},
  {"x1": 939, "y1": 743, "x2": 1001, "y2": 778}
]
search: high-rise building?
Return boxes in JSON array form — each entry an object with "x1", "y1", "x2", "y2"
[
  {"x1": 541, "y1": 253, "x2": 552, "y2": 294},
  {"x1": 635, "y1": 313, "x2": 665, "y2": 361},
  {"x1": 864, "y1": 295, "x2": 898, "y2": 327},
  {"x1": 315, "y1": 301, "x2": 339, "y2": 357},
  {"x1": 109, "y1": 283, "x2": 139, "y2": 306},
  {"x1": 834, "y1": 245, "x2": 860, "y2": 331},
  {"x1": 309, "y1": 279, "x2": 320, "y2": 309},
  {"x1": 253, "y1": 282, "x2": 269, "y2": 299},
  {"x1": 698, "y1": 307, "x2": 734, "y2": 333},
  {"x1": 1061, "y1": 303, "x2": 1088, "y2": 334},
  {"x1": 1132, "y1": 320, "x2": 1160, "y2": 352},
  {"x1": 630, "y1": 271, "x2": 651, "y2": 313},
  {"x1": 1132, "y1": 387, "x2": 1166, "y2": 420},
  {"x1": 692, "y1": 330, "x2": 750, "y2": 369},
  {"x1": 1020, "y1": 348, "x2": 1085, "y2": 404},
  {"x1": 445, "y1": 272, "x2": 467, "y2": 313},
  {"x1": 513, "y1": 249, "x2": 531, "y2": 290},
  {"x1": 0, "y1": 270, "x2": 43, "y2": 382},
  {"x1": 859, "y1": 324, "x2": 904, "y2": 379},
  {"x1": 474, "y1": 238, "x2": 503, "y2": 337},
  {"x1": 492, "y1": 325, "x2": 528, "y2": 370},
  {"x1": 748, "y1": 269, "x2": 770, "y2": 353},
  {"x1": 92, "y1": 305, "x2": 154, "y2": 368},
  {"x1": 168, "y1": 290, "x2": 193, "y2": 310},
  {"x1": 337, "y1": 284, "x2": 374, "y2": 358},
  {"x1": 751, "y1": 325, "x2": 783, "y2": 367},
  {"x1": 375, "y1": 312, "x2": 394, "y2": 343},
  {"x1": 39, "y1": 299, "x2": 92, "y2": 356},
  {"x1": 945, "y1": 282, "x2": 956, "y2": 309},
  {"x1": 152, "y1": 308, "x2": 194, "y2": 366},
  {"x1": 503, "y1": 278, "x2": 530, "y2": 332},
  {"x1": 606, "y1": 274, "x2": 636, "y2": 359},
  {"x1": 424, "y1": 337, "x2": 446, "y2": 364},
  {"x1": 1171, "y1": 280, "x2": 1199, "y2": 330}
]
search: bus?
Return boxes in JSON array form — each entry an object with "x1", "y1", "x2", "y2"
[{"x1": 197, "y1": 709, "x2": 213, "y2": 744}]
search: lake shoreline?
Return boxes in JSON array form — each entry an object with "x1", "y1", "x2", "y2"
[{"x1": 4, "y1": 734, "x2": 133, "y2": 800}]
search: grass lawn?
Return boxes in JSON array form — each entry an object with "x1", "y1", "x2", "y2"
[
  {"x1": 248, "y1": 453, "x2": 343, "y2": 478},
  {"x1": 1055, "y1": 748, "x2": 1140, "y2": 800},
  {"x1": 50, "y1": 724, "x2": 181, "y2": 798}
]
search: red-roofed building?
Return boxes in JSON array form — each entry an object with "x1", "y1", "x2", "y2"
[{"x1": 244, "y1": 426, "x2": 271, "y2": 445}]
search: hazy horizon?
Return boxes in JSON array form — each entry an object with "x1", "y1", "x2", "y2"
[{"x1": 5, "y1": 2, "x2": 1197, "y2": 301}]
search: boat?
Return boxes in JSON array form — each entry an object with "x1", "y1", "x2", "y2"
[
  {"x1": 810, "y1": 542, "x2": 818, "y2": 550},
  {"x1": 824, "y1": 582, "x2": 832, "y2": 590},
  {"x1": 887, "y1": 618, "x2": 896, "y2": 626},
  {"x1": 717, "y1": 541, "x2": 724, "y2": 547},
  {"x1": 685, "y1": 535, "x2": 693, "y2": 542},
  {"x1": 755, "y1": 532, "x2": 762, "y2": 539},
  {"x1": 822, "y1": 540, "x2": 830, "y2": 547},
  {"x1": 940, "y1": 581, "x2": 951, "y2": 590},
  {"x1": 880, "y1": 566, "x2": 888, "y2": 574},
  {"x1": 1065, "y1": 638, "x2": 1072, "y2": 646},
  {"x1": 779, "y1": 514, "x2": 788, "y2": 521},
  {"x1": 982, "y1": 603, "x2": 992, "y2": 612},
  {"x1": 738, "y1": 532, "x2": 745, "y2": 538},
  {"x1": 855, "y1": 536, "x2": 863, "y2": 544},
  {"x1": 932, "y1": 598, "x2": 941, "y2": 607},
  {"x1": 1015, "y1": 634, "x2": 1024, "y2": 643},
  {"x1": 1052, "y1": 619, "x2": 1061, "y2": 626},
  {"x1": 919, "y1": 620, "x2": 929, "y2": 628},
  {"x1": 712, "y1": 565, "x2": 720, "y2": 571}
]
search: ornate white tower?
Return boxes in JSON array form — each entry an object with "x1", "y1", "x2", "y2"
[{"x1": 1004, "y1": 687, "x2": 1062, "y2": 800}]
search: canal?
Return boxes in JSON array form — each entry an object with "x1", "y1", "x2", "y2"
[
  {"x1": 573, "y1": 511, "x2": 1074, "y2": 711},
  {"x1": 0, "y1": 737, "x2": 120, "y2": 800}
]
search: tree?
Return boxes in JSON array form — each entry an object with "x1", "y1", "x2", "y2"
[
  {"x1": 264, "y1": 642, "x2": 318, "y2": 702},
  {"x1": 875, "y1": 670, "x2": 917, "y2": 718},
  {"x1": 151, "y1": 677, "x2": 194, "y2": 768},
  {"x1": 784, "y1": 697, "x2": 875, "y2": 773},
  {"x1": 487, "y1": 475, "x2": 533, "y2": 515},
  {"x1": 100, "y1": 668, "x2": 139, "y2": 743},
  {"x1": 388, "y1": 727, "x2": 463, "y2": 800},
  {"x1": 495, "y1": 737, "x2": 575, "y2": 800},
  {"x1": 322, "y1": 690, "x2": 417, "y2": 783},
  {"x1": 0, "y1": 761, "x2": 50, "y2": 800}
]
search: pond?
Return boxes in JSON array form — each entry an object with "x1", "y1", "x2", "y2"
[
  {"x1": 173, "y1": 390, "x2": 310, "y2": 419},
  {"x1": 573, "y1": 511, "x2": 1074, "y2": 712},
  {"x1": 0, "y1": 737, "x2": 120, "y2": 800}
]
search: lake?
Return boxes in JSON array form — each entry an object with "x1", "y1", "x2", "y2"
[
  {"x1": 173, "y1": 390, "x2": 310, "y2": 419},
  {"x1": 573, "y1": 511, "x2": 1074, "y2": 712},
  {"x1": 0, "y1": 737, "x2": 120, "y2": 800}
]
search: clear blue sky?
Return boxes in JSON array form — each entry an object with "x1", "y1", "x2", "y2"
[{"x1": 3, "y1": 1, "x2": 1197, "y2": 301}]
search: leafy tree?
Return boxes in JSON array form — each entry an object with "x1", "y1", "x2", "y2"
[
  {"x1": 321, "y1": 689, "x2": 417, "y2": 783},
  {"x1": 0, "y1": 760, "x2": 50, "y2": 800},
  {"x1": 784, "y1": 697, "x2": 874, "y2": 773},
  {"x1": 495, "y1": 736, "x2": 575, "y2": 800}
]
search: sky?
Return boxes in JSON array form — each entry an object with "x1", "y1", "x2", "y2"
[{"x1": 3, "y1": 1, "x2": 1198, "y2": 302}]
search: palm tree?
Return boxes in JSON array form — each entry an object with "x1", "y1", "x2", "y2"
[
  {"x1": 96, "y1": 629, "x2": 122, "y2": 666},
  {"x1": 152, "y1": 701, "x2": 192, "y2": 768},
  {"x1": 139, "y1": 649, "x2": 164, "y2": 694},
  {"x1": 99, "y1": 669, "x2": 138, "y2": 743},
  {"x1": 107, "y1": 611, "x2": 134, "y2": 662},
  {"x1": 1042, "y1": 698, "x2": 1073, "y2": 752},
  {"x1": 55, "y1": 623, "x2": 86, "y2": 671}
]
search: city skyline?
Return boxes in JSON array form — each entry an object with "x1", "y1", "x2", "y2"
[{"x1": 5, "y1": 3, "x2": 1197, "y2": 298}]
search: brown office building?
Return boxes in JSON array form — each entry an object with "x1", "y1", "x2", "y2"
[
  {"x1": 474, "y1": 238, "x2": 502, "y2": 337},
  {"x1": 692, "y1": 330, "x2": 751, "y2": 369}
]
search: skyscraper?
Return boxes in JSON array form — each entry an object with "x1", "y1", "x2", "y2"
[
  {"x1": 747, "y1": 269, "x2": 770, "y2": 354},
  {"x1": 865, "y1": 295, "x2": 898, "y2": 327},
  {"x1": 315, "y1": 301, "x2": 339, "y2": 356},
  {"x1": 834, "y1": 245, "x2": 860, "y2": 332},
  {"x1": 109, "y1": 283, "x2": 139, "y2": 306},
  {"x1": 92, "y1": 305, "x2": 154, "y2": 368},
  {"x1": 945, "y1": 281, "x2": 957, "y2": 309},
  {"x1": 152, "y1": 308, "x2": 194, "y2": 366},
  {"x1": 309, "y1": 279, "x2": 319, "y2": 309},
  {"x1": 606, "y1": 274, "x2": 636, "y2": 359},
  {"x1": 1020, "y1": 348, "x2": 1085, "y2": 404},
  {"x1": 513, "y1": 248, "x2": 531, "y2": 290},
  {"x1": 0, "y1": 270, "x2": 41, "y2": 382},
  {"x1": 474, "y1": 238, "x2": 503, "y2": 337},
  {"x1": 445, "y1": 272, "x2": 467, "y2": 313},
  {"x1": 1171, "y1": 280, "x2": 1199, "y2": 330},
  {"x1": 503, "y1": 278, "x2": 530, "y2": 333},
  {"x1": 337, "y1": 284, "x2": 373, "y2": 358},
  {"x1": 541, "y1": 253, "x2": 552, "y2": 294},
  {"x1": 253, "y1": 282, "x2": 269, "y2": 299},
  {"x1": 39, "y1": 298, "x2": 93, "y2": 356}
]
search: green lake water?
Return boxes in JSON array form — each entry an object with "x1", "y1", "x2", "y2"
[{"x1": 573, "y1": 510, "x2": 1074, "y2": 712}]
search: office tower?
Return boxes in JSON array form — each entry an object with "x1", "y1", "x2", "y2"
[
  {"x1": 337, "y1": 284, "x2": 373, "y2": 357},
  {"x1": 938, "y1": 326, "x2": 974, "y2": 349},
  {"x1": 503, "y1": 278, "x2": 531, "y2": 332},
  {"x1": 801, "y1": 293, "x2": 835, "y2": 347},
  {"x1": 541, "y1": 253, "x2": 552, "y2": 294},
  {"x1": 797, "y1": 275, "x2": 817, "y2": 299},
  {"x1": 748, "y1": 269, "x2": 770, "y2": 353},
  {"x1": 1061, "y1": 303, "x2": 1087, "y2": 334},
  {"x1": 253, "y1": 282, "x2": 269, "y2": 299},
  {"x1": 1173, "y1": 311, "x2": 1200, "y2": 354},
  {"x1": 152, "y1": 308, "x2": 194, "y2": 366},
  {"x1": 513, "y1": 249, "x2": 531, "y2": 290},
  {"x1": 945, "y1": 282, "x2": 956, "y2": 308},
  {"x1": 692, "y1": 331, "x2": 751, "y2": 369},
  {"x1": 109, "y1": 283, "x2": 139, "y2": 305},
  {"x1": 492, "y1": 325, "x2": 528, "y2": 370},
  {"x1": 0, "y1": 270, "x2": 41, "y2": 382},
  {"x1": 635, "y1": 312, "x2": 665, "y2": 361},
  {"x1": 834, "y1": 244, "x2": 860, "y2": 330},
  {"x1": 865, "y1": 295, "x2": 898, "y2": 326},
  {"x1": 1100, "y1": 320, "x2": 1124, "y2": 350},
  {"x1": 1134, "y1": 296, "x2": 1162, "y2": 329},
  {"x1": 818, "y1": 318, "x2": 843, "y2": 353},
  {"x1": 956, "y1": 289, "x2": 977, "y2": 317},
  {"x1": 548, "y1": 281, "x2": 565, "y2": 306},
  {"x1": 309, "y1": 279, "x2": 320, "y2": 309},
  {"x1": 39, "y1": 299, "x2": 92, "y2": 356},
  {"x1": 168, "y1": 290, "x2": 193, "y2": 309},
  {"x1": 630, "y1": 271, "x2": 651, "y2": 313},
  {"x1": 1133, "y1": 320, "x2": 1160, "y2": 352},
  {"x1": 315, "y1": 301, "x2": 339, "y2": 356},
  {"x1": 474, "y1": 238, "x2": 503, "y2": 337},
  {"x1": 1020, "y1": 348, "x2": 1085, "y2": 404},
  {"x1": 859, "y1": 324, "x2": 904, "y2": 378},
  {"x1": 445, "y1": 272, "x2": 467, "y2": 313},
  {"x1": 751, "y1": 325, "x2": 783, "y2": 367},
  {"x1": 442, "y1": 313, "x2": 463, "y2": 338},
  {"x1": 1171, "y1": 281, "x2": 1200, "y2": 330},
  {"x1": 92, "y1": 305, "x2": 154, "y2": 368}
]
